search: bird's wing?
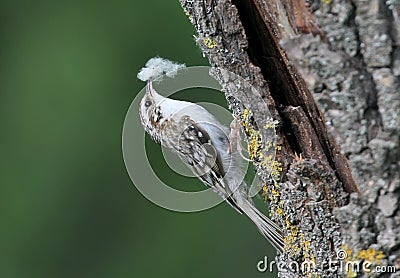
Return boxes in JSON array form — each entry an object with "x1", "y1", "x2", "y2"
[{"x1": 175, "y1": 116, "x2": 243, "y2": 214}]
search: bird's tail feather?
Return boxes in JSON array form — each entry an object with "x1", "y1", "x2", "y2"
[{"x1": 239, "y1": 200, "x2": 284, "y2": 252}]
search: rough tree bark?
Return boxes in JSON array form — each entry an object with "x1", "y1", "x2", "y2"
[{"x1": 179, "y1": 0, "x2": 400, "y2": 277}]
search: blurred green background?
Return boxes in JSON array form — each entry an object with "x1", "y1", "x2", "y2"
[{"x1": 0, "y1": 1, "x2": 276, "y2": 277}]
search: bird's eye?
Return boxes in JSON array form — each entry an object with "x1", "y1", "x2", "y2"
[{"x1": 145, "y1": 100, "x2": 152, "y2": 108}]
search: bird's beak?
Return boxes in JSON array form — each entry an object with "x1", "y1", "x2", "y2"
[
  {"x1": 145, "y1": 79, "x2": 164, "y2": 105},
  {"x1": 146, "y1": 80, "x2": 154, "y2": 96}
]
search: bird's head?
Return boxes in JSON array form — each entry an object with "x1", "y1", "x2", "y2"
[
  {"x1": 139, "y1": 81, "x2": 165, "y2": 142},
  {"x1": 140, "y1": 80, "x2": 195, "y2": 144}
]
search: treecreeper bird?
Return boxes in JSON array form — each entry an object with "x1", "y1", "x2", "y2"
[{"x1": 138, "y1": 57, "x2": 284, "y2": 252}]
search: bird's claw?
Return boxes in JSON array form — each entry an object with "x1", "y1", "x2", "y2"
[{"x1": 228, "y1": 118, "x2": 252, "y2": 162}]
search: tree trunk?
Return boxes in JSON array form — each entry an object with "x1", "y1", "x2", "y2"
[{"x1": 179, "y1": 0, "x2": 400, "y2": 277}]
